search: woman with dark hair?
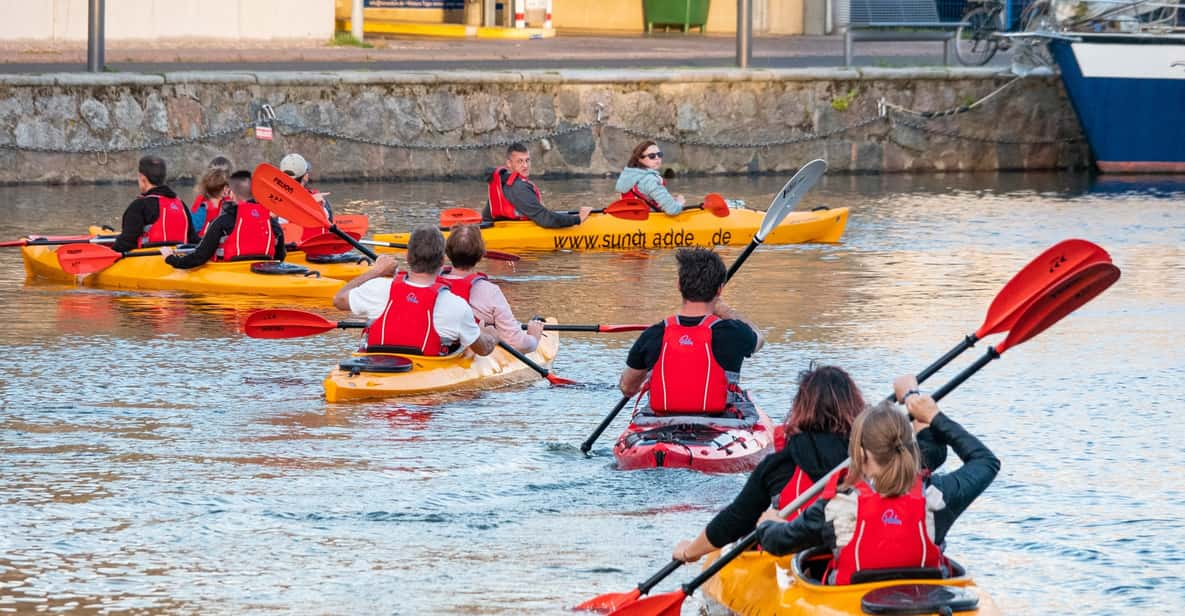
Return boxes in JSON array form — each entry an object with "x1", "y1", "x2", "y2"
[
  {"x1": 670, "y1": 366, "x2": 950, "y2": 564},
  {"x1": 191, "y1": 156, "x2": 233, "y2": 236},
  {"x1": 614, "y1": 140, "x2": 686, "y2": 216}
]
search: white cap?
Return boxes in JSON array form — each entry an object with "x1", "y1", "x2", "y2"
[{"x1": 280, "y1": 153, "x2": 309, "y2": 178}]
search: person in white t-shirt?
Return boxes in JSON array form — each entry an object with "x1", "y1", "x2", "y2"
[{"x1": 332, "y1": 226, "x2": 497, "y2": 356}]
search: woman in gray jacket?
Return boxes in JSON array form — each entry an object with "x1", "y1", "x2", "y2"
[{"x1": 615, "y1": 140, "x2": 686, "y2": 216}]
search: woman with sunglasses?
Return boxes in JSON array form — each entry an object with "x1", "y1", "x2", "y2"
[
  {"x1": 669, "y1": 365, "x2": 949, "y2": 564},
  {"x1": 615, "y1": 140, "x2": 686, "y2": 216}
]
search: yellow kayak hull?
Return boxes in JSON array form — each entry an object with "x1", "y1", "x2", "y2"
[
  {"x1": 701, "y1": 550, "x2": 1001, "y2": 616},
  {"x1": 372, "y1": 206, "x2": 849, "y2": 252},
  {"x1": 21, "y1": 244, "x2": 344, "y2": 299},
  {"x1": 323, "y1": 321, "x2": 560, "y2": 402}
]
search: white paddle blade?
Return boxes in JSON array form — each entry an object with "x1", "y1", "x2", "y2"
[{"x1": 757, "y1": 159, "x2": 828, "y2": 241}]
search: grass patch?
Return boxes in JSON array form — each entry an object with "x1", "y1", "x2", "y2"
[{"x1": 330, "y1": 32, "x2": 373, "y2": 48}]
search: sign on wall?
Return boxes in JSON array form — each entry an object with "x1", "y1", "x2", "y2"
[{"x1": 364, "y1": 0, "x2": 465, "y2": 7}]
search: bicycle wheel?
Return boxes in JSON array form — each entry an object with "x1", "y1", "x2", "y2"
[{"x1": 955, "y1": 7, "x2": 1001, "y2": 66}]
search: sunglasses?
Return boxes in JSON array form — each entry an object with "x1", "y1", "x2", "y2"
[{"x1": 642, "y1": 151, "x2": 664, "y2": 160}]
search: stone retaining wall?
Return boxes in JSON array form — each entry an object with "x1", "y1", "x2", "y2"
[{"x1": 0, "y1": 68, "x2": 1089, "y2": 185}]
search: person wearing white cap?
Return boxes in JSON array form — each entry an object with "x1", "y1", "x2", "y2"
[{"x1": 280, "y1": 153, "x2": 335, "y2": 243}]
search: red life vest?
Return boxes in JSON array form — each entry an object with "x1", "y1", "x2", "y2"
[
  {"x1": 139, "y1": 194, "x2": 190, "y2": 247},
  {"x1": 823, "y1": 473, "x2": 945, "y2": 585},
  {"x1": 438, "y1": 272, "x2": 487, "y2": 304},
  {"x1": 776, "y1": 466, "x2": 822, "y2": 521},
  {"x1": 647, "y1": 315, "x2": 730, "y2": 414},
  {"x1": 621, "y1": 177, "x2": 664, "y2": 212},
  {"x1": 487, "y1": 167, "x2": 535, "y2": 221},
  {"x1": 365, "y1": 276, "x2": 452, "y2": 356},
  {"x1": 193, "y1": 195, "x2": 230, "y2": 236},
  {"x1": 215, "y1": 202, "x2": 276, "y2": 262}
]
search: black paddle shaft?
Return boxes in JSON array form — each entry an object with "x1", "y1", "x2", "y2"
[
  {"x1": 329, "y1": 225, "x2": 379, "y2": 261},
  {"x1": 580, "y1": 394, "x2": 630, "y2": 454},
  {"x1": 882, "y1": 333, "x2": 979, "y2": 404},
  {"x1": 496, "y1": 340, "x2": 557, "y2": 381}
]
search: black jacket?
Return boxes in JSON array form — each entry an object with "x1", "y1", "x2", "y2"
[
  {"x1": 112, "y1": 185, "x2": 197, "y2": 253},
  {"x1": 481, "y1": 169, "x2": 581, "y2": 228},
  {"x1": 165, "y1": 201, "x2": 286, "y2": 269},
  {"x1": 756, "y1": 412, "x2": 1000, "y2": 556}
]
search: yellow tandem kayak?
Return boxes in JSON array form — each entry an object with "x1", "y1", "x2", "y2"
[
  {"x1": 21, "y1": 244, "x2": 345, "y2": 299},
  {"x1": 372, "y1": 206, "x2": 849, "y2": 253},
  {"x1": 324, "y1": 320, "x2": 560, "y2": 402},
  {"x1": 701, "y1": 549, "x2": 1000, "y2": 615}
]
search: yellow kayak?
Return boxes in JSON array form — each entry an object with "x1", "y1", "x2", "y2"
[
  {"x1": 372, "y1": 206, "x2": 849, "y2": 252},
  {"x1": 21, "y1": 244, "x2": 344, "y2": 299},
  {"x1": 701, "y1": 549, "x2": 1001, "y2": 615},
  {"x1": 324, "y1": 321, "x2": 560, "y2": 402}
]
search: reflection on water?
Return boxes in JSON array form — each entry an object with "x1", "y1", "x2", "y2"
[{"x1": 1, "y1": 173, "x2": 1183, "y2": 614}]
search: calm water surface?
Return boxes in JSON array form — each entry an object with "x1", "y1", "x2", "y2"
[{"x1": 0, "y1": 173, "x2": 1182, "y2": 615}]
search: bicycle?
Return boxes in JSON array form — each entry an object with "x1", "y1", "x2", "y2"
[{"x1": 955, "y1": 0, "x2": 1055, "y2": 65}]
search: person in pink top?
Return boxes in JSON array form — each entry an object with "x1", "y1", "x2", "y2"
[{"x1": 441, "y1": 224, "x2": 545, "y2": 353}]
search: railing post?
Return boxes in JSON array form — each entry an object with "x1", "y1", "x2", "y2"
[
  {"x1": 352, "y1": 0, "x2": 365, "y2": 41},
  {"x1": 736, "y1": 0, "x2": 752, "y2": 68},
  {"x1": 87, "y1": 0, "x2": 105, "y2": 73}
]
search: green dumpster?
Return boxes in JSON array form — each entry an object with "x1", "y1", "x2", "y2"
[{"x1": 644, "y1": 0, "x2": 711, "y2": 33}]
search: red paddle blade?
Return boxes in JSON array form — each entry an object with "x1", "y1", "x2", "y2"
[
  {"x1": 546, "y1": 373, "x2": 580, "y2": 387},
  {"x1": 702, "y1": 193, "x2": 730, "y2": 217},
  {"x1": 282, "y1": 223, "x2": 303, "y2": 242},
  {"x1": 440, "y1": 208, "x2": 483, "y2": 228},
  {"x1": 56, "y1": 243, "x2": 122, "y2": 275},
  {"x1": 484, "y1": 249, "x2": 520, "y2": 262},
  {"x1": 997, "y1": 261, "x2": 1120, "y2": 354},
  {"x1": 976, "y1": 239, "x2": 1112, "y2": 339},
  {"x1": 335, "y1": 214, "x2": 369, "y2": 235},
  {"x1": 298, "y1": 232, "x2": 357, "y2": 257},
  {"x1": 604, "y1": 199, "x2": 651, "y2": 221},
  {"x1": 606, "y1": 590, "x2": 686, "y2": 616},
  {"x1": 253, "y1": 163, "x2": 329, "y2": 229},
  {"x1": 243, "y1": 309, "x2": 339, "y2": 339},
  {"x1": 574, "y1": 588, "x2": 640, "y2": 614},
  {"x1": 598, "y1": 325, "x2": 649, "y2": 333}
]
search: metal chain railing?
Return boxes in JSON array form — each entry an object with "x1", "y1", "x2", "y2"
[{"x1": 0, "y1": 91, "x2": 1078, "y2": 156}]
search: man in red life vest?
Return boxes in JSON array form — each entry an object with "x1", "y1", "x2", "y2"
[
  {"x1": 619, "y1": 248, "x2": 764, "y2": 417},
  {"x1": 332, "y1": 226, "x2": 499, "y2": 357},
  {"x1": 111, "y1": 156, "x2": 197, "y2": 253},
  {"x1": 280, "y1": 153, "x2": 337, "y2": 242},
  {"x1": 160, "y1": 170, "x2": 285, "y2": 268},
  {"x1": 482, "y1": 143, "x2": 592, "y2": 228}
]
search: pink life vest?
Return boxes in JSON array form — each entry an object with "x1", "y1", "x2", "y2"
[
  {"x1": 438, "y1": 272, "x2": 487, "y2": 304},
  {"x1": 823, "y1": 473, "x2": 945, "y2": 585},
  {"x1": 647, "y1": 315, "x2": 730, "y2": 414},
  {"x1": 365, "y1": 276, "x2": 452, "y2": 356},
  {"x1": 214, "y1": 202, "x2": 275, "y2": 262},
  {"x1": 139, "y1": 195, "x2": 190, "y2": 247},
  {"x1": 488, "y1": 167, "x2": 535, "y2": 221}
]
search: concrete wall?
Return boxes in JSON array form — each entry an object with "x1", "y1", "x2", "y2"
[
  {"x1": 0, "y1": 0, "x2": 335, "y2": 42},
  {"x1": 0, "y1": 68, "x2": 1088, "y2": 184}
]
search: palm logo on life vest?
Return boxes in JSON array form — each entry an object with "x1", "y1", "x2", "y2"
[
  {"x1": 406, "y1": 293, "x2": 419, "y2": 304},
  {"x1": 881, "y1": 509, "x2": 903, "y2": 526},
  {"x1": 678, "y1": 334, "x2": 694, "y2": 346}
]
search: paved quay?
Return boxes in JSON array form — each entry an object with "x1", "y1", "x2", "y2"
[{"x1": 0, "y1": 33, "x2": 1009, "y2": 74}]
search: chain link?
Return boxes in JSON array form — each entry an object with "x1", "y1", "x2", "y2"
[
  {"x1": 890, "y1": 114, "x2": 1079, "y2": 145},
  {"x1": 605, "y1": 115, "x2": 886, "y2": 148},
  {"x1": 273, "y1": 118, "x2": 596, "y2": 151}
]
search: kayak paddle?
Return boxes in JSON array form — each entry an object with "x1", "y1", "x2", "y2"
[
  {"x1": 294, "y1": 232, "x2": 366, "y2": 258},
  {"x1": 887, "y1": 238, "x2": 1113, "y2": 401},
  {"x1": 579, "y1": 159, "x2": 829, "y2": 456},
  {"x1": 495, "y1": 340, "x2": 577, "y2": 386},
  {"x1": 56, "y1": 244, "x2": 182, "y2": 275},
  {"x1": 563, "y1": 199, "x2": 651, "y2": 221},
  {"x1": 589, "y1": 258, "x2": 1120, "y2": 616},
  {"x1": 440, "y1": 208, "x2": 484, "y2": 228},
  {"x1": 244, "y1": 309, "x2": 367, "y2": 338},
  {"x1": 523, "y1": 323, "x2": 648, "y2": 333},
  {"x1": 252, "y1": 163, "x2": 380, "y2": 261},
  {"x1": 334, "y1": 214, "x2": 369, "y2": 235},
  {"x1": 1, "y1": 234, "x2": 115, "y2": 248},
  {"x1": 360, "y1": 239, "x2": 521, "y2": 263}
]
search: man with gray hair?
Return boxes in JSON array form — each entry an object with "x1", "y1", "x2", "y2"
[{"x1": 333, "y1": 226, "x2": 498, "y2": 357}]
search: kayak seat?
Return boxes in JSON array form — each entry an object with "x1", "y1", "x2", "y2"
[
  {"x1": 629, "y1": 413, "x2": 758, "y2": 431},
  {"x1": 306, "y1": 251, "x2": 369, "y2": 265},
  {"x1": 861, "y1": 583, "x2": 980, "y2": 614},
  {"x1": 793, "y1": 547, "x2": 967, "y2": 586},
  {"x1": 250, "y1": 261, "x2": 321, "y2": 277},
  {"x1": 363, "y1": 342, "x2": 462, "y2": 356},
  {"x1": 340, "y1": 355, "x2": 414, "y2": 375}
]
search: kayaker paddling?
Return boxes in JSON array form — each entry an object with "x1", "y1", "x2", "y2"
[
  {"x1": 615, "y1": 140, "x2": 685, "y2": 216},
  {"x1": 670, "y1": 365, "x2": 950, "y2": 564},
  {"x1": 442, "y1": 224, "x2": 545, "y2": 353},
  {"x1": 111, "y1": 155, "x2": 198, "y2": 253},
  {"x1": 333, "y1": 226, "x2": 499, "y2": 357},
  {"x1": 191, "y1": 155, "x2": 233, "y2": 236},
  {"x1": 750, "y1": 376, "x2": 1000, "y2": 584},
  {"x1": 483, "y1": 143, "x2": 592, "y2": 228},
  {"x1": 161, "y1": 171, "x2": 287, "y2": 269},
  {"x1": 619, "y1": 248, "x2": 764, "y2": 420}
]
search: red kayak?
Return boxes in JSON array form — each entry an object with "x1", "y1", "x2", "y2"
[{"x1": 612, "y1": 398, "x2": 776, "y2": 474}]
